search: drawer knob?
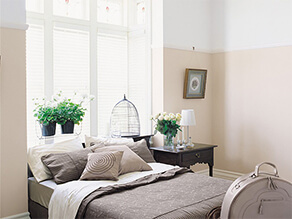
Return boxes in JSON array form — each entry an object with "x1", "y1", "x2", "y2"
[{"x1": 195, "y1": 153, "x2": 200, "y2": 158}]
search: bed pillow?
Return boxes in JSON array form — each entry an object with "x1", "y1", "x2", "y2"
[
  {"x1": 27, "y1": 137, "x2": 83, "y2": 182},
  {"x1": 93, "y1": 145, "x2": 152, "y2": 175},
  {"x1": 41, "y1": 147, "x2": 93, "y2": 184},
  {"x1": 80, "y1": 151, "x2": 123, "y2": 181},
  {"x1": 126, "y1": 139, "x2": 156, "y2": 163},
  {"x1": 88, "y1": 136, "x2": 155, "y2": 163},
  {"x1": 85, "y1": 135, "x2": 133, "y2": 147}
]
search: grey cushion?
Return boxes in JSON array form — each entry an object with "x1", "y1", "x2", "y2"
[
  {"x1": 41, "y1": 147, "x2": 93, "y2": 184},
  {"x1": 126, "y1": 139, "x2": 156, "y2": 163},
  {"x1": 93, "y1": 145, "x2": 152, "y2": 175}
]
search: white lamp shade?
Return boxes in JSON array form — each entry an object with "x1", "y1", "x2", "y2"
[{"x1": 180, "y1": 109, "x2": 196, "y2": 126}]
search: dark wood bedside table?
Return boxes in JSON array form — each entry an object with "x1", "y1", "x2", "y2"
[{"x1": 150, "y1": 143, "x2": 217, "y2": 176}]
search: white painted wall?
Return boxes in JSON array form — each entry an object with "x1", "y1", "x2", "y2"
[
  {"x1": 211, "y1": 0, "x2": 292, "y2": 51},
  {"x1": 163, "y1": 0, "x2": 212, "y2": 52},
  {"x1": 152, "y1": 0, "x2": 164, "y2": 48},
  {"x1": 163, "y1": 0, "x2": 292, "y2": 52},
  {"x1": 0, "y1": 0, "x2": 27, "y2": 29}
]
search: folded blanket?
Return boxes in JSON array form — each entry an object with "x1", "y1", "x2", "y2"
[
  {"x1": 77, "y1": 168, "x2": 231, "y2": 219},
  {"x1": 49, "y1": 163, "x2": 178, "y2": 219}
]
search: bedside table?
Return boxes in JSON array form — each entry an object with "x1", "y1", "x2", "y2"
[{"x1": 150, "y1": 143, "x2": 217, "y2": 176}]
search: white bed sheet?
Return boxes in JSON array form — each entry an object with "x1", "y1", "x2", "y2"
[{"x1": 28, "y1": 177, "x2": 57, "y2": 208}]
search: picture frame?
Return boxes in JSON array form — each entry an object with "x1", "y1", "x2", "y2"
[{"x1": 183, "y1": 68, "x2": 207, "y2": 99}]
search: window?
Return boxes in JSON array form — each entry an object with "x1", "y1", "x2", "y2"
[
  {"x1": 26, "y1": 0, "x2": 151, "y2": 147},
  {"x1": 53, "y1": 0, "x2": 89, "y2": 20},
  {"x1": 97, "y1": 32, "x2": 128, "y2": 136},
  {"x1": 97, "y1": 0, "x2": 124, "y2": 25},
  {"x1": 26, "y1": 24, "x2": 45, "y2": 147}
]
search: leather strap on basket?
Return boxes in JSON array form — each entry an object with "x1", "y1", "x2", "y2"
[{"x1": 268, "y1": 177, "x2": 278, "y2": 190}]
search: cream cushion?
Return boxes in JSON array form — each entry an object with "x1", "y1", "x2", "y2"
[
  {"x1": 86, "y1": 135, "x2": 155, "y2": 163},
  {"x1": 126, "y1": 139, "x2": 156, "y2": 163},
  {"x1": 28, "y1": 137, "x2": 83, "y2": 182},
  {"x1": 85, "y1": 135, "x2": 133, "y2": 147}
]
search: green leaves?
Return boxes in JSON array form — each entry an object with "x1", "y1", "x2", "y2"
[
  {"x1": 34, "y1": 98, "x2": 86, "y2": 125},
  {"x1": 155, "y1": 119, "x2": 181, "y2": 138},
  {"x1": 33, "y1": 105, "x2": 59, "y2": 125},
  {"x1": 55, "y1": 100, "x2": 86, "y2": 125},
  {"x1": 33, "y1": 92, "x2": 94, "y2": 126}
]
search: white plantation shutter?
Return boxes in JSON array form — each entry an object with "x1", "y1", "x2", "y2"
[
  {"x1": 26, "y1": 1, "x2": 151, "y2": 147},
  {"x1": 53, "y1": 27, "x2": 90, "y2": 135},
  {"x1": 26, "y1": 24, "x2": 45, "y2": 147},
  {"x1": 128, "y1": 35, "x2": 148, "y2": 134},
  {"x1": 97, "y1": 32, "x2": 128, "y2": 136}
]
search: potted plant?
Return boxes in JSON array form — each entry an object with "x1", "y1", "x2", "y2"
[
  {"x1": 151, "y1": 112, "x2": 182, "y2": 147},
  {"x1": 54, "y1": 92, "x2": 94, "y2": 134},
  {"x1": 33, "y1": 99, "x2": 58, "y2": 136}
]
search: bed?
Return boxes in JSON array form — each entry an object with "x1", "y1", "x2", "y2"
[{"x1": 27, "y1": 136, "x2": 232, "y2": 219}]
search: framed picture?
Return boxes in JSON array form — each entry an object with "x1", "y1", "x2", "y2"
[{"x1": 183, "y1": 69, "x2": 207, "y2": 99}]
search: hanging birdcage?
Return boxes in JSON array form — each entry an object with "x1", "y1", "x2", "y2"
[{"x1": 110, "y1": 95, "x2": 140, "y2": 137}]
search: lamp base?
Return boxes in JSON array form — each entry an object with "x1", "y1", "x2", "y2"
[{"x1": 186, "y1": 136, "x2": 194, "y2": 148}]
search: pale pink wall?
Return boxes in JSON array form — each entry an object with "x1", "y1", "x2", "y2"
[
  {"x1": 0, "y1": 27, "x2": 28, "y2": 217},
  {"x1": 152, "y1": 48, "x2": 214, "y2": 171},
  {"x1": 212, "y1": 46, "x2": 292, "y2": 181},
  {"x1": 163, "y1": 48, "x2": 213, "y2": 144},
  {"x1": 159, "y1": 46, "x2": 292, "y2": 179}
]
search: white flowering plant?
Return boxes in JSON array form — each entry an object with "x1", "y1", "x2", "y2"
[
  {"x1": 33, "y1": 91, "x2": 95, "y2": 125},
  {"x1": 33, "y1": 98, "x2": 58, "y2": 125},
  {"x1": 151, "y1": 112, "x2": 182, "y2": 138},
  {"x1": 54, "y1": 91, "x2": 94, "y2": 125}
]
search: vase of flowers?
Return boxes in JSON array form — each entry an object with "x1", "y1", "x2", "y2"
[{"x1": 151, "y1": 112, "x2": 182, "y2": 148}]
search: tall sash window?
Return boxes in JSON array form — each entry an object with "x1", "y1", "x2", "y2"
[{"x1": 26, "y1": 0, "x2": 151, "y2": 147}]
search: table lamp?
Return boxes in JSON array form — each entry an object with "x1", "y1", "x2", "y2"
[{"x1": 180, "y1": 109, "x2": 196, "y2": 147}]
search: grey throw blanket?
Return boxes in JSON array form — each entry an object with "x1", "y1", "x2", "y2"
[{"x1": 76, "y1": 168, "x2": 231, "y2": 219}]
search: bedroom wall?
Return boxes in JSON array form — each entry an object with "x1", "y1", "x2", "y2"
[
  {"x1": 163, "y1": 0, "x2": 211, "y2": 52},
  {"x1": 0, "y1": 27, "x2": 28, "y2": 218},
  {"x1": 163, "y1": 48, "x2": 213, "y2": 146},
  {"x1": 162, "y1": 0, "x2": 292, "y2": 179},
  {"x1": 212, "y1": 46, "x2": 292, "y2": 181},
  {"x1": 0, "y1": 0, "x2": 28, "y2": 218},
  {"x1": 210, "y1": 0, "x2": 292, "y2": 181},
  {"x1": 162, "y1": 48, "x2": 214, "y2": 172},
  {"x1": 210, "y1": 0, "x2": 292, "y2": 51}
]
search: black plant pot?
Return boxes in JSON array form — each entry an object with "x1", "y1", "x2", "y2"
[
  {"x1": 61, "y1": 120, "x2": 75, "y2": 134},
  {"x1": 41, "y1": 122, "x2": 56, "y2": 136}
]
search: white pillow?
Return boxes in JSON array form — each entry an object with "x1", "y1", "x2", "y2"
[
  {"x1": 85, "y1": 135, "x2": 133, "y2": 148},
  {"x1": 27, "y1": 137, "x2": 83, "y2": 182}
]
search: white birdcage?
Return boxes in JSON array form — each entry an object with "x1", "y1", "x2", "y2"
[{"x1": 110, "y1": 95, "x2": 140, "y2": 137}]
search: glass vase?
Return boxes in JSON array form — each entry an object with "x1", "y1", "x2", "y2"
[{"x1": 164, "y1": 133, "x2": 174, "y2": 149}]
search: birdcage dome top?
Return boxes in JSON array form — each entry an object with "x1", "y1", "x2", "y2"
[{"x1": 110, "y1": 95, "x2": 140, "y2": 137}]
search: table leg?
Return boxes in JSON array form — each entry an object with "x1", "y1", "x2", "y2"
[{"x1": 208, "y1": 163, "x2": 213, "y2": 177}]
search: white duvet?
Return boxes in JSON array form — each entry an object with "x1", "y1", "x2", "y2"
[{"x1": 48, "y1": 163, "x2": 176, "y2": 219}]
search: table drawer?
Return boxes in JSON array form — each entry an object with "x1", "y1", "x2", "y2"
[
  {"x1": 154, "y1": 151, "x2": 177, "y2": 165},
  {"x1": 182, "y1": 149, "x2": 212, "y2": 163}
]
